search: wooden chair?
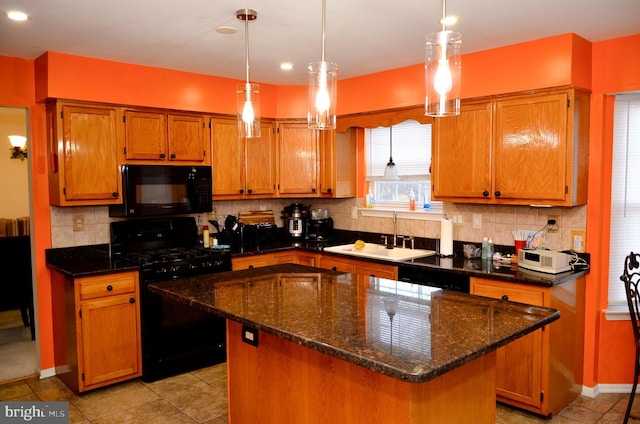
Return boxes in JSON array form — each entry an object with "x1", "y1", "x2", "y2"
[{"x1": 620, "y1": 252, "x2": 640, "y2": 423}]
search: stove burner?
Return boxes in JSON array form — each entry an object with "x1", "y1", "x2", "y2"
[{"x1": 127, "y1": 248, "x2": 218, "y2": 265}]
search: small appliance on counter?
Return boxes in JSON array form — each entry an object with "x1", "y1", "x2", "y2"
[
  {"x1": 237, "y1": 210, "x2": 278, "y2": 248},
  {"x1": 517, "y1": 248, "x2": 572, "y2": 274},
  {"x1": 282, "y1": 203, "x2": 309, "y2": 239},
  {"x1": 306, "y1": 208, "x2": 334, "y2": 241}
]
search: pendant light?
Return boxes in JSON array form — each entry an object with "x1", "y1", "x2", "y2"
[
  {"x1": 383, "y1": 127, "x2": 400, "y2": 181},
  {"x1": 236, "y1": 9, "x2": 261, "y2": 138},
  {"x1": 308, "y1": 0, "x2": 337, "y2": 130},
  {"x1": 425, "y1": 0, "x2": 462, "y2": 116}
]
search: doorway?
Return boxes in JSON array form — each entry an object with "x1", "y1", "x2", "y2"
[{"x1": 0, "y1": 106, "x2": 37, "y2": 382}]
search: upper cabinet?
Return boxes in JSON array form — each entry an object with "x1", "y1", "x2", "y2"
[
  {"x1": 319, "y1": 128, "x2": 357, "y2": 198},
  {"x1": 122, "y1": 109, "x2": 208, "y2": 164},
  {"x1": 432, "y1": 88, "x2": 590, "y2": 206},
  {"x1": 277, "y1": 122, "x2": 319, "y2": 196},
  {"x1": 211, "y1": 118, "x2": 276, "y2": 199},
  {"x1": 47, "y1": 101, "x2": 122, "y2": 206}
]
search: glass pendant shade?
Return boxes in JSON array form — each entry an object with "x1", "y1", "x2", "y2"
[
  {"x1": 308, "y1": 61, "x2": 338, "y2": 130},
  {"x1": 425, "y1": 30, "x2": 462, "y2": 116},
  {"x1": 237, "y1": 82, "x2": 261, "y2": 138},
  {"x1": 383, "y1": 159, "x2": 400, "y2": 181}
]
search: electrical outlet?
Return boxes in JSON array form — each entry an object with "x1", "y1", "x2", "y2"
[
  {"x1": 571, "y1": 230, "x2": 586, "y2": 252},
  {"x1": 242, "y1": 325, "x2": 259, "y2": 347},
  {"x1": 472, "y1": 213, "x2": 482, "y2": 229},
  {"x1": 351, "y1": 206, "x2": 358, "y2": 219},
  {"x1": 547, "y1": 215, "x2": 559, "y2": 233},
  {"x1": 73, "y1": 215, "x2": 84, "y2": 232},
  {"x1": 451, "y1": 213, "x2": 464, "y2": 227}
]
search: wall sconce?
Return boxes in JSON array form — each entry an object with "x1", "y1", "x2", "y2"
[
  {"x1": 8, "y1": 135, "x2": 27, "y2": 161},
  {"x1": 425, "y1": 0, "x2": 462, "y2": 116}
]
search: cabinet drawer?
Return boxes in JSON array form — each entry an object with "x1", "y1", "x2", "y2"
[
  {"x1": 471, "y1": 279, "x2": 545, "y2": 306},
  {"x1": 79, "y1": 273, "x2": 137, "y2": 301}
]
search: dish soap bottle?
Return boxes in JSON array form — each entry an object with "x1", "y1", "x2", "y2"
[
  {"x1": 203, "y1": 226, "x2": 210, "y2": 248},
  {"x1": 423, "y1": 185, "x2": 431, "y2": 211},
  {"x1": 481, "y1": 237, "x2": 489, "y2": 259},
  {"x1": 365, "y1": 187, "x2": 374, "y2": 208},
  {"x1": 409, "y1": 188, "x2": 416, "y2": 211}
]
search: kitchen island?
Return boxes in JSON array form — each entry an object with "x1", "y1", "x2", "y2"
[{"x1": 149, "y1": 264, "x2": 559, "y2": 423}]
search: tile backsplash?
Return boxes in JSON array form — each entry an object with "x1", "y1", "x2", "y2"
[{"x1": 50, "y1": 199, "x2": 587, "y2": 252}]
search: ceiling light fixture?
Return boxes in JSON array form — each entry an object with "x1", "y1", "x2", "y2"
[
  {"x1": 236, "y1": 9, "x2": 261, "y2": 138},
  {"x1": 383, "y1": 127, "x2": 400, "y2": 181},
  {"x1": 425, "y1": 0, "x2": 462, "y2": 117},
  {"x1": 7, "y1": 11, "x2": 29, "y2": 21},
  {"x1": 308, "y1": 0, "x2": 337, "y2": 130}
]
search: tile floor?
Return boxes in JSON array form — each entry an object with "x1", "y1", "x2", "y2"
[{"x1": 2, "y1": 364, "x2": 640, "y2": 423}]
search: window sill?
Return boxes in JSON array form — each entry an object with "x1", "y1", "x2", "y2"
[
  {"x1": 359, "y1": 208, "x2": 444, "y2": 221},
  {"x1": 603, "y1": 307, "x2": 630, "y2": 321}
]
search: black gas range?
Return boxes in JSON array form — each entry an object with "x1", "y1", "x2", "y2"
[{"x1": 110, "y1": 217, "x2": 231, "y2": 382}]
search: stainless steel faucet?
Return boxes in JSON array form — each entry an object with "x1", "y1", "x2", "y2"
[{"x1": 393, "y1": 210, "x2": 398, "y2": 247}]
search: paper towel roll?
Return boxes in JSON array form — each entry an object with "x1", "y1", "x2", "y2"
[{"x1": 440, "y1": 218, "x2": 453, "y2": 256}]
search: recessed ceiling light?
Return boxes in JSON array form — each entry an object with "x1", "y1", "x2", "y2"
[
  {"x1": 440, "y1": 16, "x2": 459, "y2": 26},
  {"x1": 216, "y1": 26, "x2": 237, "y2": 35},
  {"x1": 7, "y1": 10, "x2": 29, "y2": 21},
  {"x1": 280, "y1": 63, "x2": 293, "y2": 71}
]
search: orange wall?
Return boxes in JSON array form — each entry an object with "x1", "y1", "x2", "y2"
[
  {"x1": 0, "y1": 56, "x2": 54, "y2": 371},
  {"x1": 585, "y1": 34, "x2": 640, "y2": 387}
]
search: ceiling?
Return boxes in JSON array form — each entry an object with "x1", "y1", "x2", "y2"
[{"x1": 1, "y1": 0, "x2": 639, "y2": 85}]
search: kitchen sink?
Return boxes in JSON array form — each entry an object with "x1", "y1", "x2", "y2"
[{"x1": 323, "y1": 243, "x2": 436, "y2": 262}]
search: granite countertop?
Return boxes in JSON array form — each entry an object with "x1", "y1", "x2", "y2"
[
  {"x1": 148, "y1": 263, "x2": 559, "y2": 383},
  {"x1": 45, "y1": 244, "x2": 139, "y2": 277}
]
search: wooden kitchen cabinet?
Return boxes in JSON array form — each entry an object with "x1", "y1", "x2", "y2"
[
  {"x1": 47, "y1": 101, "x2": 122, "y2": 206},
  {"x1": 319, "y1": 128, "x2": 357, "y2": 197},
  {"x1": 211, "y1": 118, "x2": 276, "y2": 199},
  {"x1": 51, "y1": 270, "x2": 142, "y2": 393},
  {"x1": 277, "y1": 122, "x2": 319, "y2": 196},
  {"x1": 318, "y1": 254, "x2": 398, "y2": 280},
  {"x1": 122, "y1": 109, "x2": 208, "y2": 164},
  {"x1": 470, "y1": 276, "x2": 585, "y2": 416},
  {"x1": 232, "y1": 251, "x2": 319, "y2": 270},
  {"x1": 432, "y1": 87, "x2": 589, "y2": 206}
]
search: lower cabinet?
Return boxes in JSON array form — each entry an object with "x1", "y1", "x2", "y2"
[
  {"x1": 317, "y1": 254, "x2": 398, "y2": 280},
  {"x1": 51, "y1": 270, "x2": 142, "y2": 393},
  {"x1": 231, "y1": 251, "x2": 319, "y2": 271},
  {"x1": 470, "y1": 276, "x2": 585, "y2": 416}
]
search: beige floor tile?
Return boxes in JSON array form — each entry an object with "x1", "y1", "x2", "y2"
[
  {"x1": 190, "y1": 363, "x2": 227, "y2": 384},
  {"x1": 0, "y1": 381, "x2": 36, "y2": 400},
  {"x1": 556, "y1": 404, "x2": 603, "y2": 423},
  {"x1": 144, "y1": 373, "x2": 227, "y2": 423},
  {"x1": 90, "y1": 399, "x2": 195, "y2": 424},
  {"x1": 71, "y1": 380, "x2": 160, "y2": 420},
  {"x1": 570, "y1": 393, "x2": 624, "y2": 414},
  {"x1": 68, "y1": 403, "x2": 90, "y2": 424}
]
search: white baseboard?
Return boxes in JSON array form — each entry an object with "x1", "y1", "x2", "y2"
[
  {"x1": 583, "y1": 383, "x2": 637, "y2": 396},
  {"x1": 39, "y1": 367, "x2": 56, "y2": 379}
]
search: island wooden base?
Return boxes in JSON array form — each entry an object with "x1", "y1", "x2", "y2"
[{"x1": 226, "y1": 320, "x2": 497, "y2": 423}]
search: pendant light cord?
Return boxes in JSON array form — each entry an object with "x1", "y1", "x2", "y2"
[
  {"x1": 441, "y1": 0, "x2": 446, "y2": 31},
  {"x1": 321, "y1": 0, "x2": 326, "y2": 62},
  {"x1": 389, "y1": 126, "x2": 393, "y2": 161},
  {"x1": 244, "y1": 15, "x2": 250, "y2": 84}
]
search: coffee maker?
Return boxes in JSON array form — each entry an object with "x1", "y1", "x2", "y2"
[{"x1": 282, "y1": 203, "x2": 309, "y2": 239}]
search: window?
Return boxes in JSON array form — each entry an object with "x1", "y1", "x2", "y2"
[
  {"x1": 608, "y1": 94, "x2": 640, "y2": 313},
  {"x1": 365, "y1": 120, "x2": 441, "y2": 212}
]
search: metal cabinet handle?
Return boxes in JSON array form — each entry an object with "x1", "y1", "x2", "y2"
[
  {"x1": 239, "y1": 189, "x2": 244, "y2": 194},
  {"x1": 331, "y1": 266, "x2": 337, "y2": 271},
  {"x1": 482, "y1": 191, "x2": 490, "y2": 197},
  {"x1": 495, "y1": 191, "x2": 502, "y2": 197},
  {"x1": 106, "y1": 285, "x2": 113, "y2": 291},
  {"x1": 160, "y1": 153, "x2": 166, "y2": 159},
  {"x1": 112, "y1": 192, "x2": 119, "y2": 197},
  {"x1": 247, "y1": 189, "x2": 253, "y2": 194},
  {"x1": 170, "y1": 153, "x2": 176, "y2": 159},
  {"x1": 311, "y1": 188, "x2": 316, "y2": 193},
  {"x1": 248, "y1": 265, "x2": 254, "y2": 269},
  {"x1": 327, "y1": 188, "x2": 333, "y2": 193},
  {"x1": 129, "y1": 297, "x2": 136, "y2": 304},
  {"x1": 501, "y1": 294, "x2": 509, "y2": 301}
]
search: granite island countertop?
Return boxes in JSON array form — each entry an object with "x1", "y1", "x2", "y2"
[{"x1": 149, "y1": 263, "x2": 560, "y2": 383}]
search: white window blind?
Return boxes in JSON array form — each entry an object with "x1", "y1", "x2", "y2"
[
  {"x1": 365, "y1": 120, "x2": 431, "y2": 179},
  {"x1": 608, "y1": 94, "x2": 640, "y2": 310}
]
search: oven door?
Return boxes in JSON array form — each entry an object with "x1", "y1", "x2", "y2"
[{"x1": 140, "y1": 285, "x2": 226, "y2": 382}]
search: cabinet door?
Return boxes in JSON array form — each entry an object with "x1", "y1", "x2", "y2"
[
  {"x1": 278, "y1": 123, "x2": 318, "y2": 195},
  {"x1": 317, "y1": 255, "x2": 354, "y2": 273},
  {"x1": 61, "y1": 105, "x2": 121, "y2": 203},
  {"x1": 167, "y1": 114, "x2": 206, "y2": 162},
  {"x1": 124, "y1": 110, "x2": 167, "y2": 160},
  {"x1": 319, "y1": 130, "x2": 336, "y2": 195},
  {"x1": 79, "y1": 294, "x2": 140, "y2": 389},
  {"x1": 296, "y1": 252, "x2": 317, "y2": 267},
  {"x1": 353, "y1": 261, "x2": 397, "y2": 280},
  {"x1": 245, "y1": 123, "x2": 276, "y2": 195},
  {"x1": 432, "y1": 102, "x2": 492, "y2": 200},
  {"x1": 471, "y1": 279, "x2": 545, "y2": 409},
  {"x1": 493, "y1": 93, "x2": 568, "y2": 201},
  {"x1": 212, "y1": 119, "x2": 245, "y2": 196}
]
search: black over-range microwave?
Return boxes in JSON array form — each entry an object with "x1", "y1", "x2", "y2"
[{"x1": 109, "y1": 165, "x2": 213, "y2": 217}]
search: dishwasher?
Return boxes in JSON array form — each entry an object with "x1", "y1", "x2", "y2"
[{"x1": 397, "y1": 265, "x2": 470, "y2": 293}]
